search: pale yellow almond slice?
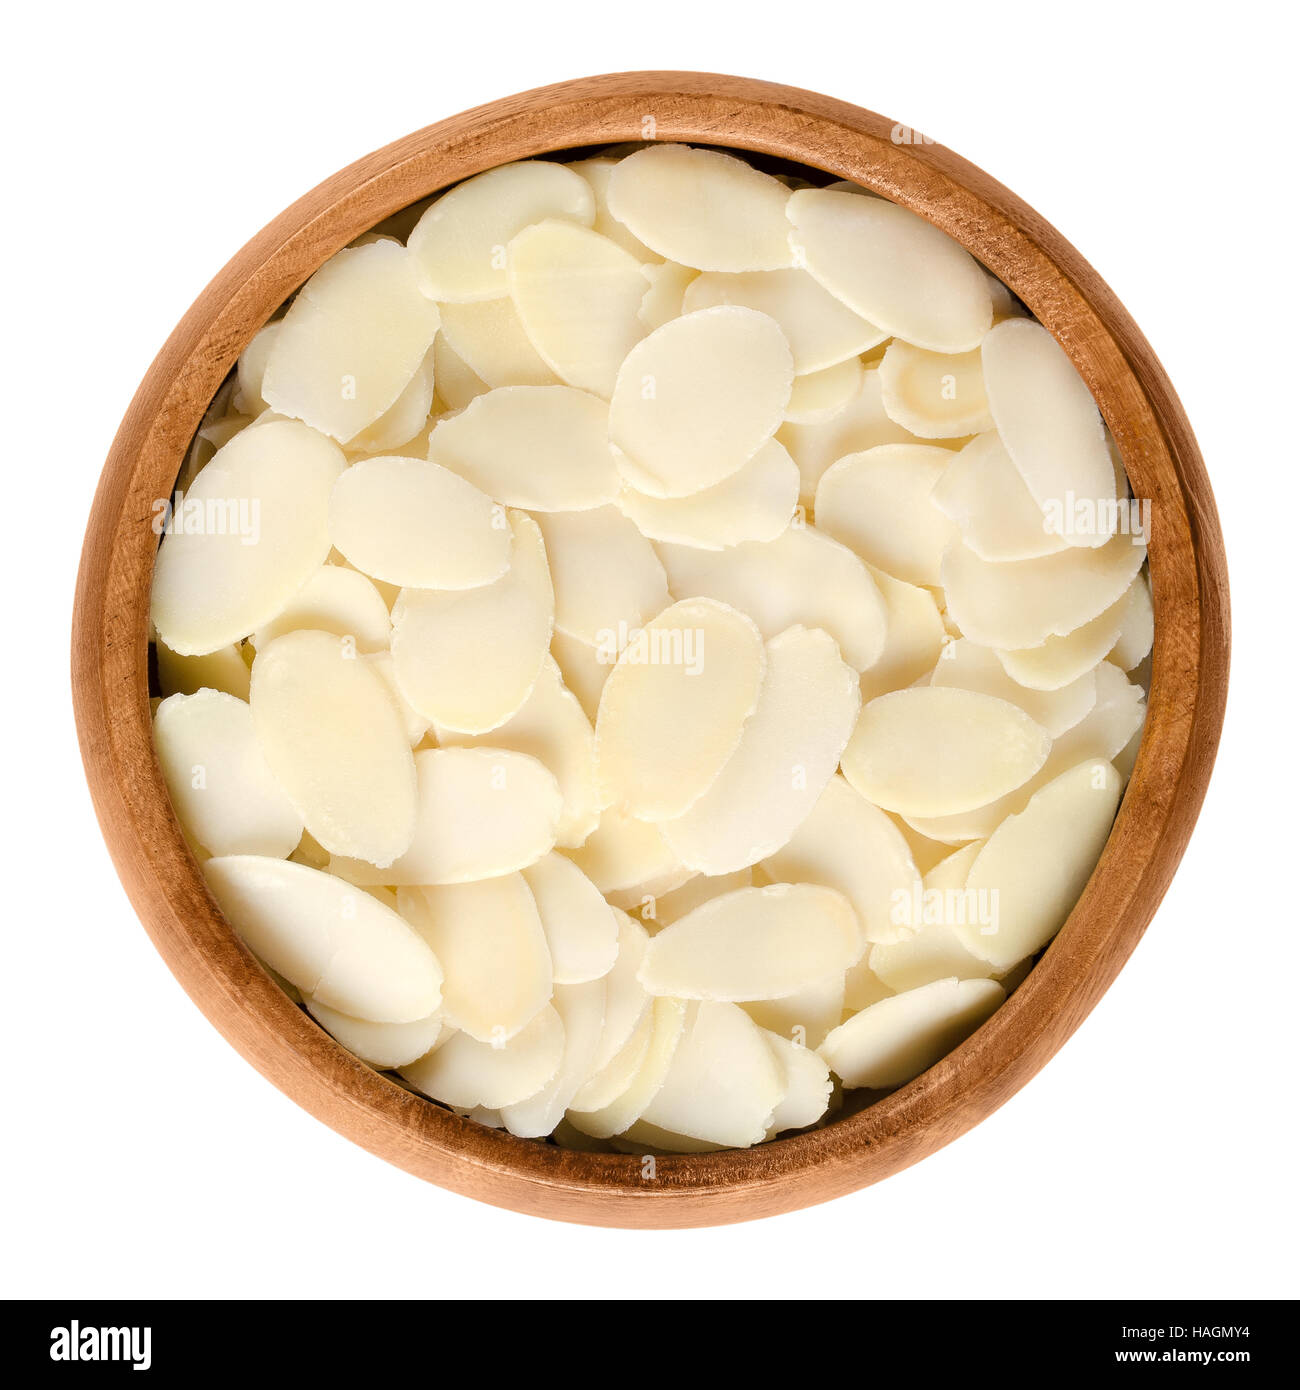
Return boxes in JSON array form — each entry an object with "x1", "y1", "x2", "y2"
[
  {"x1": 612, "y1": 1122, "x2": 725, "y2": 1154},
  {"x1": 878, "y1": 340, "x2": 993, "y2": 438},
  {"x1": 250, "y1": 630, "x2": 417, "y2": 867},
  {"x1": 568, "y1": 912, "x2": 652, "y2": 1106},
  {"x1": 815, "y1": 443, "x2": 959, "y2": 587},
  {"x1": 436, "y1": 297, "x2": 559, "y2": 388},
  {"x1": 431, "y1": 331, "x2": 488, "y2": 411},
  {"x1": 1108, "y1": 569, "x2": 1154, "y2": 671},
  {"x1": 745, "y1": 974, "x2": 845, "y2": 1052},
  {"x1": 982, "y1": 318, "x2": 1117, "y2": 546},
  {"x1": 763, "y1": 1030, "x2": 834, "y2": 1136},
  {"x1": 402, "y1": 1005, "x2": 564, "y2": 1108},
  {"x1": 549, "y1": 629, "x2": 610, "y2": 724},
  {"x1": 435, "y1": 657, "x2": 600, "y2": 849},
  {"x1": 986, "y1": 272, "x2": 1027, "y2": 322},
  {"x1": 605, "y1": 868, "x2": 696, "y2": 912},
  {"x1": 609, "y1": 306, "x2": 793, "y2": 498},
  {"x1": 262, "y1": 241, "x2": 440, "y2": 442},
  {"x1": 390, "y1": 511, "x2": 553, "y2": 733},
  {"x1": 508, "y1": 221, "x2": 647, "y2": 397},
  {"x1": 565, "y1": 808, "x2": 684, "y2": 895},
  {"x1": 645, "y1": 868, "x2": 753, "y2": 930},
  {"x1": 151, "y1": 420, "x2": 346, "y2": 655},
  {"x1": 154, "y1": 690, "x2": 302, "y2": 859},
  {"x1": 250, "y1": 563, "x2": 391, "y2": 654},
  {"x1": 522, "y1": 853, "x2": 619, "y2": 984},
  {"x1": 570, "y1": 1008, "x2": 653, "y2": 1117},
  {"x1": 304, "y1": 998, "x2": 445, "y2": 1069},
  {"x1": 331, "y1": 747, "x2": 560, "y2": 886},
  {"x1": 407, "y1": 160, "x2": 594, "y2": 302},
  {"x1": 662, "y1": 626, "x2": 860, "y2": 873},
  {"x1": 328, "y1": 454, "x2": 509, "y2": 590},
  {"x1": 683, "y1": 268, "x2": 885, "y2": 373},
  {"x1": 956, "y1": 760, "x2": 1123, "y2": 969},
  {"x1": 566, "y1": 157, "x2": 661, "y2": 261},
  {"x1": 843, "y1": 687, "x2": 1051, "y2": 819},
  {"x1": 858, "y1": 565, "x2": 946, "y2": 704},
  {"x1": 345, "y1": 347, "x2": 436, "y2": 456},
  {"x1": 868, "y1": 843, "x2": 998, "y2": 992},
  {"x1": 785, "y1": 358, "x2": 864, "y2": 425},
  {"x1": 888, "y1": 811, "x2": 958, "y2": 874},
  {"x1": 532, "y1": 506, "x2": 669, "y2": 644},
  {"x1": 606, "y1": 144, "x2": 794, "y2": 272},
  {"x1": 657, "y1": 525, "x2": 888, "y2": 672},
  {"x1": 400, "y1": 875, "x2": 552, "y2": 1042},
  {"x1": 567, "y1": 996, "x2": 689, "y2": 1138},
  {"x1": 428, "y1": 385, "x2": 619, "y2": 511},
  {"x1": 942, "y1": 528, "x2": 1147, "y2": 651},
  {"x1": 761, "y1": 774, "x2": 921, "y2": 945},
  {"x1": 639, "y1": 884, "x2": 860, "y2": 1001},
  {"x1": 995, "y1": 585, "x2": 1134, "y2": 691},
  {"x1": 155, "y1": 637, "x2": 250, "y2": 701},
  {"x1": 819, "y1": 977, "x2": 1004, "y2": 1088},
  {"x1": 204, "y1": 856, "x2": 441, "y2": 1022},
  {"x1": 639, "y1": 1001, "x2": 783, "y2": 1148},
  {"x1": 787, "y1": 189, "x2": 993, "y2": 352},
  {"x1": 501, "y1": 979, "x2": 608, "y2": 1137},
  {"x1": 931, "y1": 637, "x2": 1097, "y2": 736},
  {"x1": 930, "y1": 431, "x2": 1066, "y2": 561},
  {"x1": 595, "y1": 598, "x2": 765, "y2": 821},
  {"x1": 364, "y1": 651, "x2": 429, "y2": 746},
  {"x1": 233, "y1": 321, "x2": 280, "y2": 416},
  {"x1": 843, "y1": 955, "x2": 894, "y2": 1013},
  {"x1": 616, "y1": 436, "x2": 798, "y2": 551},
  {"x1": 906, "y1": 661, "x2": 1144, "y2": 842},
  {"x1": 638, "y1": 261, "x2": 697, "y2": 331}
]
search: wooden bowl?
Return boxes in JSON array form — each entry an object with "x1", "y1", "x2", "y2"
[{"x1": 71, "y1": 71, "x2": 1230, "y2": 1228}]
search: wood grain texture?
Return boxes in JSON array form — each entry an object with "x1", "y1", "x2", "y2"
[{"x1": 71, "y1": 71, "x2": 1230, "y2": 1228}]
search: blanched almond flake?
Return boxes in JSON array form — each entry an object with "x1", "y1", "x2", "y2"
[
  {"x1": 522, "y1": 853, "x2": 619, "y2": 984},
  {"x1": 745, "y1": 973, "x2": 845, "y2": 1051},
  {"x1": 639, "y1": 883, "x2": 860, "y2": 1001},
  {"x1": 785, "y1": 358, "x2": 864, "y2": 424},
  {"x1": 436, "y1": 297, "x2": 560, "y2": 388},
  {"x1": 428, "y1": 385, "x2": 620, "y2": 511},
  {"x1": 638, "y1": 261, "x2": 697, "y2": 331},
  {"x1": 568, "y1": 912, "x2": 652, "y2": 1111},
  {"x1": 778, "y1": 367, "x2": 917, "y2": 505},
  {"x1": 345, "y1": 348, "x2": 436, "y2": 455},
  {"x1": 533, "y1": 506, "x2": 669, "y2": 644},
  {"x1": 981, "y1": 318, "x2": 1117, "y2": 546},
  {"x1": 995, "y1": 585, "x2": 1134, "y2": 691},
  {"x1": 262, "y1": 241, "x2": 440, "y2": 442},
  {"x1": 401, "y1": 1004, "x2": 564, "y2": 1109},
  {"x1": 390, "y1": 510, "x2": 553, "y2": 733},
  {"x1": 151, "y1": 419, "x2": 346, "y2": 655},
  {"x1": 431, "y1": 331, "x2": 488, "y2": 411},
  {"x1": 762, "y1": 774, "x2": 921, "y2": 945},
  {"x1": 329, "y1": 454, "x2": 510, "y2": 590},
  {"x1": 645, "y1": 868, "x2": 753, "y2": 929},
  {"x1": 639, "y1": 1001, "x2": 784, "y2": 1148},
  {"x1": 815, "y1": 444, "x2": 959, "y2": 587},
  {"x1": 400, "y1": 874, "x2": 552, "y2": 1042},
  {"x1": 567, "y1": 995, "x2": 688, "y2": 1138},
  {"x1": 662, "y1": 626, "x2": 860, "y2": 873},
  {"x1": 683, "y1": 268, "x2": 886, "y2": 373},
  {"x1": 610, "y1": 306, "x2": 793, "y2": 498},
  {"x1": 1108, "y1": 570, "x2": 1154, "y2": 671},
  {"x1": 330, "y1": 747, "x2": 560, "y2": 886},
  {"x1": 595, "y1": 598, "x2": 765, "y2": 822},
  {"x1": 930, "y1": 637, "x2": 1097, "y2": 737},
  {"x1": 204, "y1": 856, "x2": 442, "y2": 1022},
  {"x1": 508, "y1": 221, "x2": 648, "y2": 397},
  {"x1": 941, "y1": 528, "x2": 1147, "y2": 650},
  {"x1": 549, "y1": 629, "x2": 610, "y2": 723},
  {"x1": 858, "y1": 565, "x2": 947, "y2": 704},
  {"x1": 250, "y1": 630, "x2": 418, "y2": 867},
  {"x1": 500, "y1": 979, "x2": 607, "y2": 1137},
  {"x1": 155, "y1": 637, "x2": 250, "y2": 702},
  {"x1": 843, "y1": 954, "x2": 894, "y2": 1012},
  {"x1": 616, "y1": 437, "x2": 798, "y2": 551},
  {"x1": 154, "y1": 691, "x2": 303, "y2": 859},
  {"x1": 657, "y1": 525, "x2": 888, "y2": 672},
  {"x1": 957, "y1": 759, "x2": 1123, "y2": 969},
  {"x1": 364, "y1": 651, "x2": 429, "y2": 746},
  {"x1": 878, "y1": 340, "x2": 993, "y2": 438},
  {"x1": 606, "y1": 145, "x2": 794, "y2": 272},
  {"x1": 566, "y1": 157, "x2": 661, "y2": 262},
  {"x1": 842, "y1": 687, "x2": 1051, "y2": 819},
  {"x1": 787, "y1": 189, "x2": 993, "y2": 352},
  {"x1": 233, "y1": 321, "x2": 280, "y2": 417},
  {"x1": 930, "y1": 431, "x2": 1066, "y2": 561},
  {"x1": 407, "y1": 160, "x2": 595, "y2": 302},
  {"x1": 565, "y1": 808, "x2": 684, "y2": 895},
  {"x1": 763, "y1": 1030, "x2": 834, "y2": 1135},
  {"x1": 305, "y1": 998, "x2": 446, "y2": 1069},
  {"x1": 819, "y1": 977, "x2": 1004, "y2": 1089},
  {"x1": 250, "y1": 563, "x2": 392, "y2": 654}
]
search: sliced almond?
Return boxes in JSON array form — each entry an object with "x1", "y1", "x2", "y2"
[
  {"x1": 401, "y1": 1005, "x2": 564, "y2": 1108},
  {"x1": 785, "y1": 358, "x2": 865, "y2": 425},
  {"x1": 1108, "y1": 570, "x2": 1154, "y2": 671},
  {"x1": 931, "y1": 637, "x2": 1097, "y2": 737},
  {"x1": 931, "y1": 431, "x2": 1066, "y2": 561},
  {"x1": 858, "y1": 565, "x2": 947, "y2": 704},
  {"x1": 565, "y1": 808, "x2": 684, "y2": 896},
  {"x1": 250, "y1": 563, "x2": 392, "y2": 654},
  {"x1": 500, "y1": 979, "x2": 608, "y2": 1137},
  {"x1": 995, "y1": 584, "x2": 1134, "y2": 691},
  {"x1": 878, "y1": 340, "x2": 993, "y2": 438},
  {"x1": 567, "y1": 996, "x2": 688, "y2": 1138},
  {"x1": 522, "y1": 853, "x2": 619, "y2": 984},
  {"x1": 763, "y1": 1031, "x2": 834, "y2": 1135},
  {"x1": 745, "y1": 974, "x2": 845, "y2": 1051},
  {"x1": 436, "y1": 297, "x2": 559, "y2": 388},
  {"x1": 305, "y1": 998, "x2": 445, "y2": 1069}
]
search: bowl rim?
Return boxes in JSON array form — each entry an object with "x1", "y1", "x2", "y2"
[{"x1": 71, "y1": 70, "x2": 1230, "y2": 1229}]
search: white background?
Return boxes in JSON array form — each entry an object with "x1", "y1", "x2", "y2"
[{"x1": 5, "y1": 0, "x2": 1294, "y2": 1300}]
